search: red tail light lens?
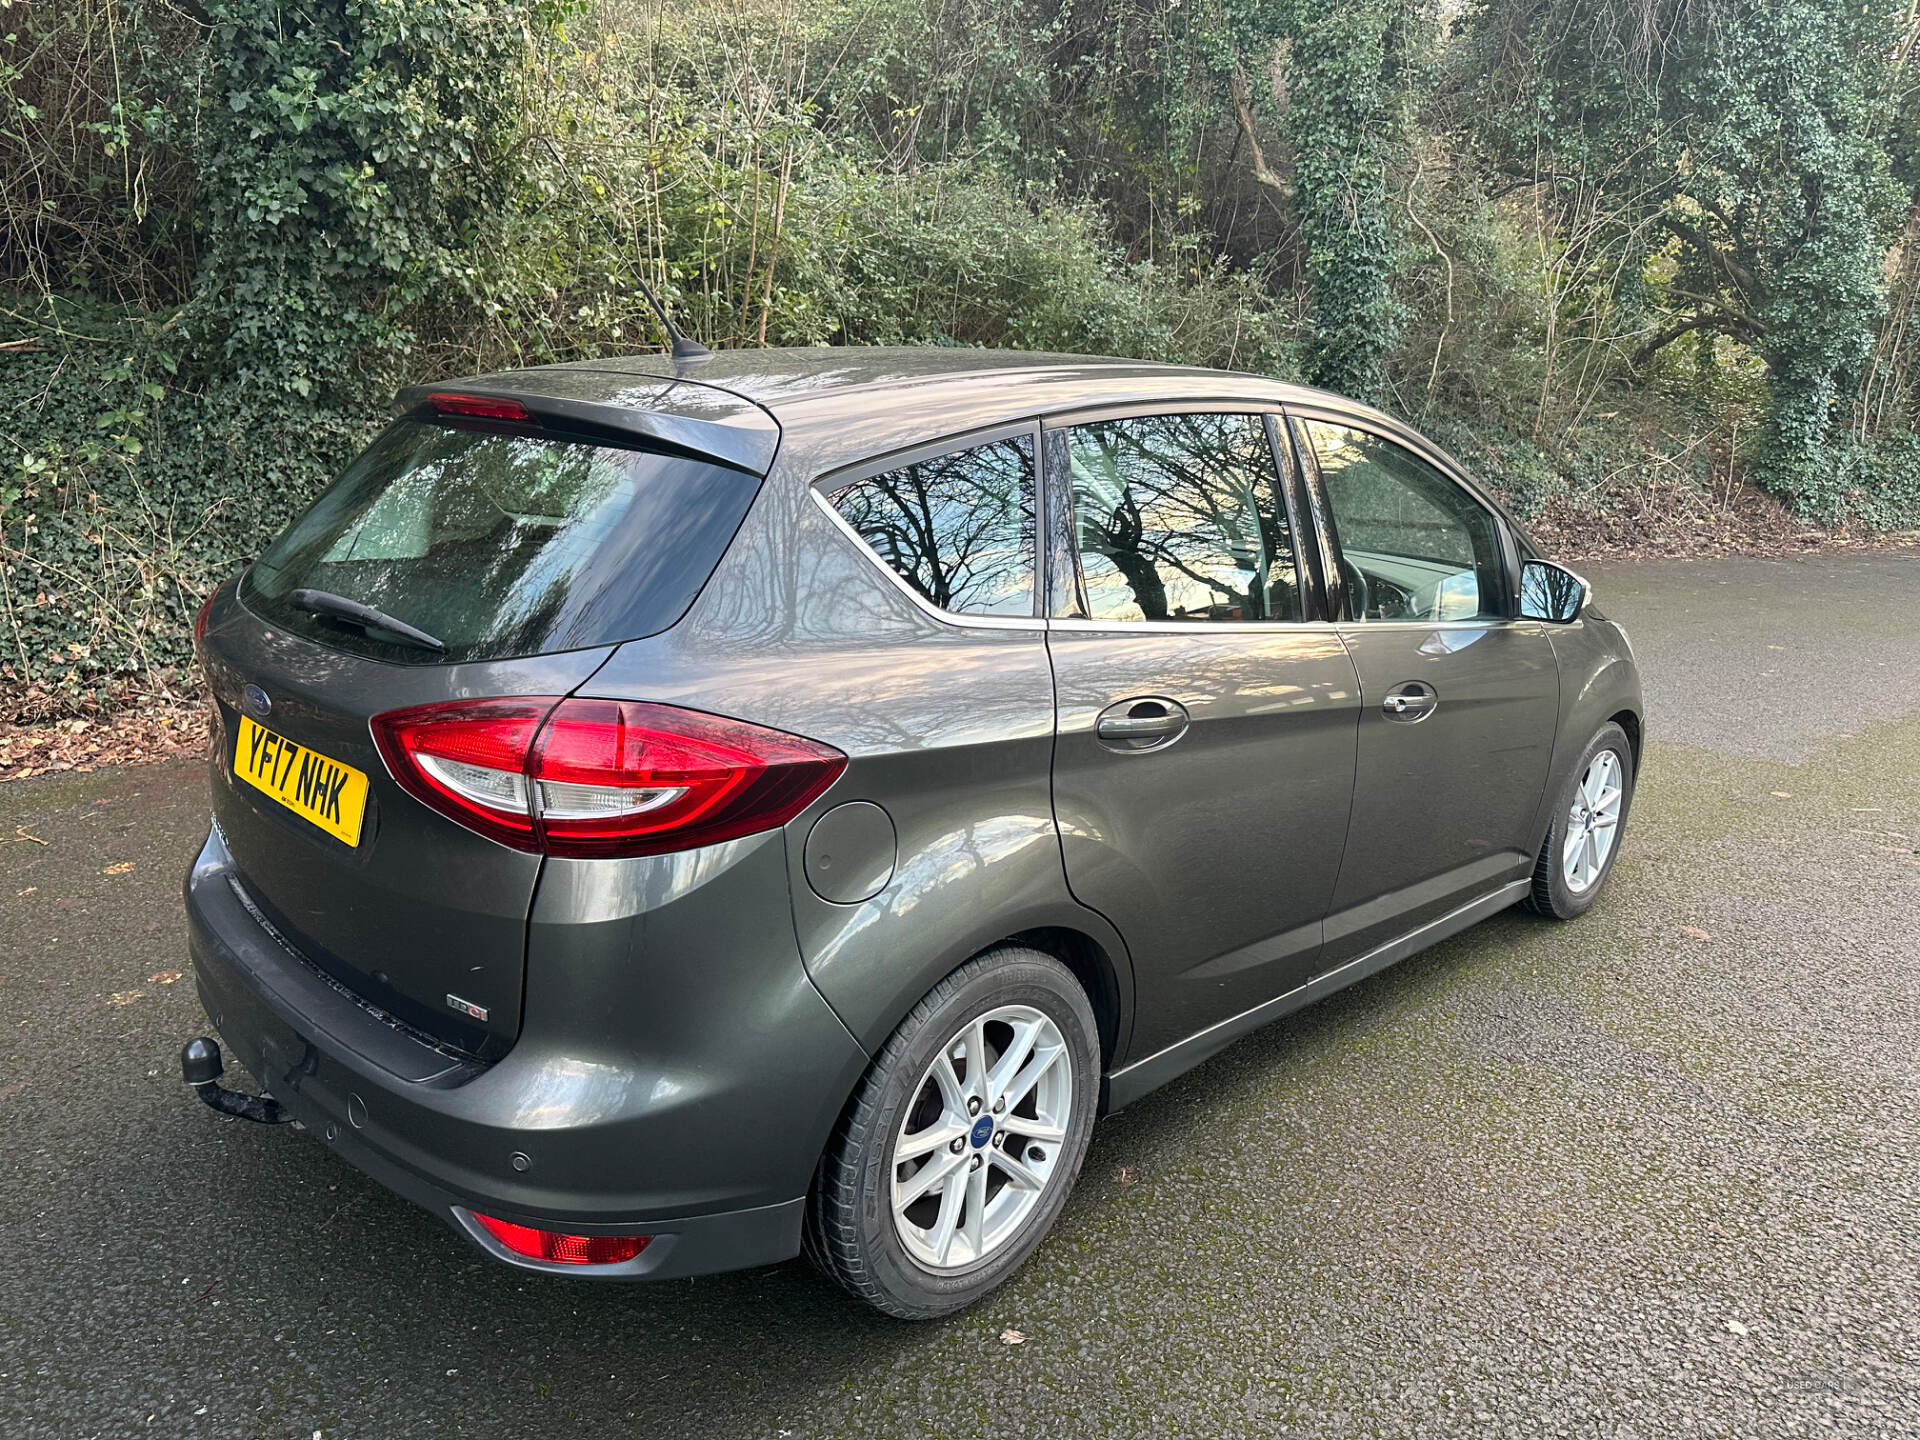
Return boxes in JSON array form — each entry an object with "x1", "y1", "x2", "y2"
[
  {"x1": 472, "y1": 1212, "x2": 651, "y2": 1265},
  {"x1": 370, "y1": 697, "x2": 846, "y2": 858},
  {"x1": 193, "y1": 588, "x2": 216, "y2": 649},
  {"x1": 531, "y1": 699, "x2": 847, "y2": 856},
  {"x1": 370, "y1": 699, "x2": 553, "y2": 849},
  {"x1": 427, "y1": 392, "x2": 530, "y2": 420}
]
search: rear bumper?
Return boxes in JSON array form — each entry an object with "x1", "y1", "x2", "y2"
[{"x1": 184, "y1": 823, "x2": 866, "y2": 1280}]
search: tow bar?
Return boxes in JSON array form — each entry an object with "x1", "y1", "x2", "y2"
[{"x1": 180, "y1": 1037, "x2": 292, "y2": 1124}]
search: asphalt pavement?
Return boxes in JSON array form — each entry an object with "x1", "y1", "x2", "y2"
[{"x1": 2, "y1": 550, "x2": 1916, "y2": 1439}]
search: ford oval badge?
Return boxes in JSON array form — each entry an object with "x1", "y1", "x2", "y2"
[{"x1": 241, "y1": 684, "x2": 271, "y2": 719}]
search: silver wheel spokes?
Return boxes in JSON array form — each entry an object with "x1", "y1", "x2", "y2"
[
  {"x1": 891, "y1": 1004, "x2": 1071, "y2": 1272},
  {"x1": 1563, "y1": 748, "x2": 1623, "y2": 894}
]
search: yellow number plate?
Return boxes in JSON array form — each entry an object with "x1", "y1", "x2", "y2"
[{"x1": 234, "y1": 715, "x2": 369, "y2": 847}]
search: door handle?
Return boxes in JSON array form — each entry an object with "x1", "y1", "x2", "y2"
[
  {"x1": 1095, "y1": 697, "x2": 1190, "y2": 752},
  {"x1": 1381, "y1": 681, "x2": 1438, "y2": 722}
]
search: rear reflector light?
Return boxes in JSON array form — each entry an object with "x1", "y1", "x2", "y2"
[
  {"x1": 426, "y1": 392, "x2": 530, "y2": 421},
  {"x1": 370, "y1": 697, "x2": 846, "y2": 858},
  {"x1": 472, "y1": 1213, "x2": 651, "y2": 1266}
]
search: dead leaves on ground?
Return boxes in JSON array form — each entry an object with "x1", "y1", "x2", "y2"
[
  {"x1": 103, "y1": 973, "x2": 183, "y2": 1008},
  {"x1": 1, "y1": 703, "x2": 207, "y2": 783}
]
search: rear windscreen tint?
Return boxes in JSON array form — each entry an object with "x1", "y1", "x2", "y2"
[{"x1": 242, "y1": 419, "x2": 761, "y2": 663}]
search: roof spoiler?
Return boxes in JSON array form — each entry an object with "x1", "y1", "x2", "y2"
[{"x1": 393, "y1": 373, "x2": 781, "y2": 476}]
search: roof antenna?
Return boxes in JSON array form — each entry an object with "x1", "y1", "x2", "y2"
[{"x1": 541, "y1": 138, "x2": 710, "y2": 361}]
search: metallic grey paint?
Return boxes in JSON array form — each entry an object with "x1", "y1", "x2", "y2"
[
  {"x1": 185, "y1": 346, "x2": 1642, "y2": 1283},
  {"x1": 1047, "y1": 625, "x2": 1360, "y2": 1055},
  {"x1": 198, "y1": 583, "x2": 616, "y2": 1057},
  {"x1": 1323, "y1": 622, "x2": 1559, "y2": 963}
]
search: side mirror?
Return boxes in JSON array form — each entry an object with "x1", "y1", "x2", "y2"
[{"x1": 1520, "y1": 560, "x2": 1590, "y2": 623}]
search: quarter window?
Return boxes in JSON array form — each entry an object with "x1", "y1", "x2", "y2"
[
  {"x1": 830, "y1": 435, "x2": 1036, "y2": 617},
  {"x1": 1062, "y1": 413, "x2": 1302, "y2": 623},
  {"x1": 1302, "y1": 421, "x2": 1504, "y2": 623}
]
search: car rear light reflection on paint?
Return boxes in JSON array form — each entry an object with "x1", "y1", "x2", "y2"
[{"x1": 194, "y1": 588, "x2": 216, "y2": 650}]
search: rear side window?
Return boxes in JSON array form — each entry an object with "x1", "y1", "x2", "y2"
[
  {"x1": 1063, "y1": 412, "x2": 1302, "y2": 623},
  {"x1": 828, "y1": 435, "x2": 1036, "y2": 617},
  {"x1": 242, "y1": 419, "x2": 760, "y2": 663}
]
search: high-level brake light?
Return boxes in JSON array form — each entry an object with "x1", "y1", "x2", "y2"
[{"x1": 426, "y1": 392, "x2": 531, "y2": 421}]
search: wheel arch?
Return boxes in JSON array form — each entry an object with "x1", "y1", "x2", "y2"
[
  {"x1": 815, "y1": 913, "x2": 1137, "y2": 1155},
  {"x1": 1004, "y1": 925, "x2": 1127, "y2": 1073},
  {"x1": 1608, "y1": 706, "x2": 1643, "y2": 774},
  {"x1": 1532, "y1": 624, "x2": 1644, "y2": 854}
]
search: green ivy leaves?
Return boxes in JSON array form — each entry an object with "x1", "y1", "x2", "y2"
[{"x1": 188, "y1": 0, "x2": 548, "y2": 399}]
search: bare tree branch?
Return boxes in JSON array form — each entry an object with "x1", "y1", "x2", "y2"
[{"x1": 1228, "y1": 67, "x2": 1291, "y2": 202}]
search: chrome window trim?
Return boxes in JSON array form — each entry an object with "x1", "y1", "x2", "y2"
[
  {"x1": 1333, "y1": 618, "x2": 1541, "y2": 631},
  {"x1": 1281, "y1": 401, "x2": 1504, "y2": 517},
  {"x1": 814, "y1": 419, "x2": 1044, "y2": 498},
  {"x1": 1044, "y1": 616, "x2": 1535, "y2": 636},
  {"x1": 1283, "y1": 397, "x2": 1551, "y2": 593},
  {"x1": 1037, "y1": 398, "x2": 1289, "y2": 430},
  {"x1": 806, "y1": 489, "x2": 1047, "y2": 635},
  {"x1": 1045, "y1": 617, "x2": 1342, "y2": 636}
]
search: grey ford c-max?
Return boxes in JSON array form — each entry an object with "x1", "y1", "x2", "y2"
[{"x1": 182, "y1": 346, "x2": 1641, "y2": 1317}]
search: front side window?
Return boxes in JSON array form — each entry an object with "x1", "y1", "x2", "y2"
[
  {"x1": 1062, "y1": 412, "x2": 1302, "y2": 624},
  {"x1": 829, "y1": 435, "x2": 1036, "y2": 617},
  {"x1": 1302, "y1": 421, "x2": 1505, "y2": 623}
]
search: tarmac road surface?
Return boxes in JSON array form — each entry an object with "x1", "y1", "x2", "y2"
[{"x1": 2, "y1": 550, "x2": 1916, "y2": 1438}]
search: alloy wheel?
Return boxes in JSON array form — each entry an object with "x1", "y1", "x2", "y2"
[
  {"x1": 1563, "y1": 749, "x2": 1623, "y2": 894},
  {"x1": 890, "y1": 1004, "x2": 1072, "y2": 1271}
]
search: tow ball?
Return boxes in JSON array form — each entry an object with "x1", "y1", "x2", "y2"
[{"x1": 180, "y1": 1037, "x2": 292, "y2": 1124}]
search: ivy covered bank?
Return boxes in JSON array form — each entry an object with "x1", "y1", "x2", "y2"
[{"x1": 5, "y1": 0, "x2": 1920, "y2": 711}]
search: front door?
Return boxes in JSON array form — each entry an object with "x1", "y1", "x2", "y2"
[
  {"x1": 1292, "y1": 414, "x2": 1559, "y2": 967},
  {"x1": 1044, "y1": 409, "x2": 1361, "y2": 1058}
]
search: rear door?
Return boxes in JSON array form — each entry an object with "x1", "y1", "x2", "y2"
[
  {"x1": 201, "y1": 409, "x2": 765, "y2": 1056},
  {"x1": 1043, "y1": 409, "x2": 1361, "y2": 1058},
  {"x1": 1290, "y1": 411, "x2": 1558, "y2": 967}
]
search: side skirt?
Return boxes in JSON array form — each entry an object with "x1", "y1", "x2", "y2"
[{"x1": 1100, "y1": 879, "x2": 1531, "y2": 1113}]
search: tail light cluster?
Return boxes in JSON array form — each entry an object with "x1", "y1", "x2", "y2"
[
  {"x1": 370, "y1": 697, "x2": 846, "y2": 858},
  {"x1": 193, "y1": 588, "x2": 216, "y2": 651}
]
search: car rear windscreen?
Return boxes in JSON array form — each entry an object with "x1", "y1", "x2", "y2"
[{"x1": 241, "y1": 418, "x2": 761, "y2": 663}]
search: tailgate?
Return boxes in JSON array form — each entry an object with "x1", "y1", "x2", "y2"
[
  {"x1": 200, "y1": 605, "x2": 613, "y2": 1057},
  {"x1": 193, "y1": 399, "x2": 769, "y2": 1056}
]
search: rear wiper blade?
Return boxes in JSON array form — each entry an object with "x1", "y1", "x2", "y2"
[{"x1": 289, "y1": 588, "x2": 445, "y2": 652}]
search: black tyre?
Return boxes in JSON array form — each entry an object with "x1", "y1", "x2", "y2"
[
  {"x1": 1525, "y1": 720, "x2": 1636, "y2": 919},
  {"x1": 803, "y1": 945, "x2": 1100, "y2": 1319}
]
